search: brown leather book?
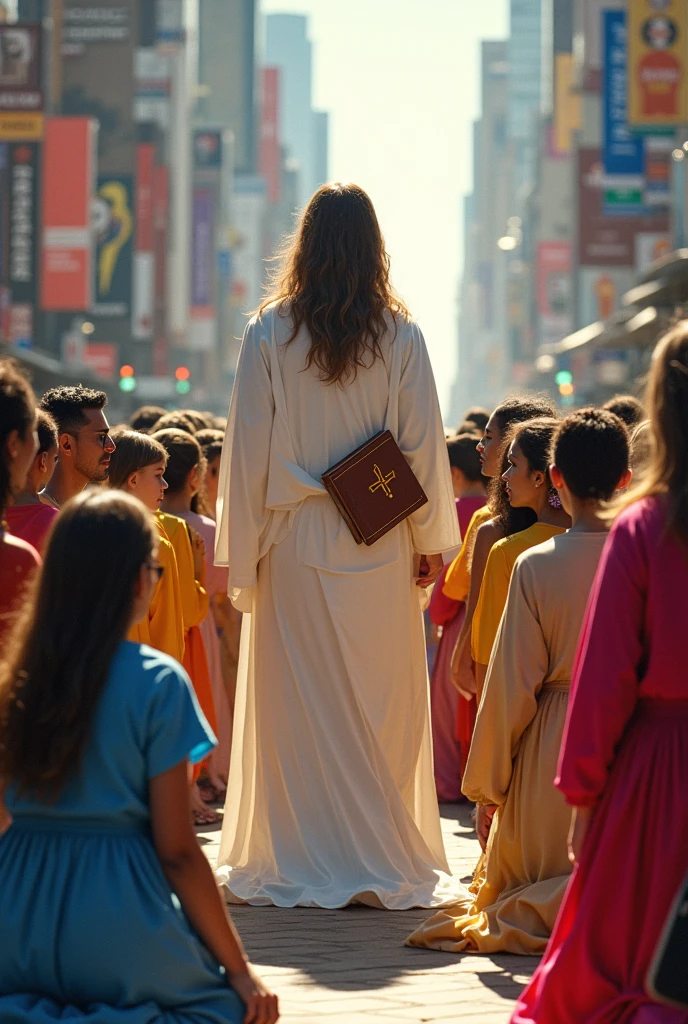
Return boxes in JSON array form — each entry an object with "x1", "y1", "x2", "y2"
[{"x1": 322, "y1": 430, "x2": 428, "y2": 546}]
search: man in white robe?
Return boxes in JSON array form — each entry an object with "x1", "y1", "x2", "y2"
[{"x1": 214, "y1": 304, "x2": 462, "y2": 909}]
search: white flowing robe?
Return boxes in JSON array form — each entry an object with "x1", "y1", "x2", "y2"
[{"x1": 214, "y1": 305, "x2": 462, "y2": 909}]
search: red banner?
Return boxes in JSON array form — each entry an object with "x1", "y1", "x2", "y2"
[
  {"x1": 132, "y1": 142, "x2": 155, "y2": 339},
  {"x1": 41, "y1": 116, "x2": 95, "y2": 310}
]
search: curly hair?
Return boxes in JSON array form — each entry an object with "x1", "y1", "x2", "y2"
[
  {"x1": 259, "y1": 182, "x2": 410, "y2": 386},
  {"x1": 40, "y1": 385, "x2": 107, "y2": 435}
]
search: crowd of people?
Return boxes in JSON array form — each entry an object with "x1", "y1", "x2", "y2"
[{"x1": 0, "y1": 179, "x2": 686, "y2": 1024}]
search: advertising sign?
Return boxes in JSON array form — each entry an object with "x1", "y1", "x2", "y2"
[
  {"x1": 536, "y1": 241, "x2": 573, "y2": 346},
  {"x1": 132, "y1": 143, "x2": 155, "y2": 339},
  {"x1": 578, "y1": 147, "x2": 669, "y2": 265},
  {"x1": 9, "y1": 142, "x2": 38, "y2": 308},
  {"x1": 0, "y1": 25, "x2": 42, "y2": 112},
  {"x1": 578, "y1": 266, "x2": 635, "y2": 325},
  {"x1": 62, "y1": 5, "x2": 130, "y2": 56},
  {"x1": 189, "y1": 186, "x2": 216, "y2": 351},
  {"x1": 604, "y1": 10, "x2": 644, "y2": 176},
  {"x1": 82, "y1": 342, "x2": 118, "y2": 380},
  {"x1": 260, "y1": 68, "x2": 281, "y2": 202},
  {"x1": 628, "y1": 0, "x2": 688, "y2": 126},
  {"x1": 194, "y1": 130, "x2": 222, "y2": 170},
  {"x1": 41, "y1": 117, "x2": 94, "y2": 311},
  {"x1": 92, "y1": 175, "x2": 133, "y2": 317},
  {"x1": 635, "y1": 230, "x2": 672, "y2": 271}
]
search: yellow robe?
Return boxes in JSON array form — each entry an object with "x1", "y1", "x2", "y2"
[
  {"x1": 156, "y1": 512, "x2": 216, "y2": 744},
  {"x1": 406, "y1": 531, "x2": 607, "y2": 955},
  {"x1": 441, "y1": 505, "x2": 492, "y2": 603},
  {"x1": 128, "y1": 520, "x2": 184, "y2": 663},
  {"x1": 471, "y1": 522, "x2": 566, "y2": 667}
]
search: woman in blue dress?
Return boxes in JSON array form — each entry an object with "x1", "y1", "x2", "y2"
[{"x1": 0, "y1": 488, "x2": 279, "y2": 1024}]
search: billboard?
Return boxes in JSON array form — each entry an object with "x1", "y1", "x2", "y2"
[
  {"x1": 92, "y1": 175, "x2": 133, "y2": 317},
  {"x1": 603, "y1": 10, "x2": 644, "y2": 176},
  {"x1": 578, "y1": 147, "x2": 669, "y2": 266},
  {"x1": 189, "y1": 186, "x2": 216, "y2": 351},
  {"x1": 0, "y1": 25, "x2": 43, "y2": 112},
  {"x1": 82, "y1": 342, "x2": 118, "y2": 380},
  {"x1": 536, "y1": 241, "x2": 573, "y2": 346},
  {"x1": 628, "y1": 0, "x2": 688, "y2": 126},
  {"x1": 41, "y1": 117, "x2": 94, "y2": 311},
  {"x1": 132, "y1": 143, "x2": 155, "y2": 339},
  {"x1": 578, "y1": 266, "x2": 635, "y2": 326},
  {"x1": 260, "y1": 68, "x2": 281, "y2": 203}
]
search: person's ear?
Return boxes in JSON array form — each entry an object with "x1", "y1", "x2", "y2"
[
  {"x1": 37, "y1": 450, "x2": 48, "y2": 472},
  {"x1": 533, "y1": 468, "x2": 546, "y2": 488},
  {"x1": 549, "y1": 464, "x2": 565, "y2": 490},
  {"x1": 617, "y1": 467, "x2": 633, "y2": 491},
  {"x1": 58, "y1": 431, "x2": 73, "y2": 457},
  {"x1": 126, "y1": 470, "x2": 138, "y2": 492},
  {"x1": 4, "y1": 428, "x2": 20, "y2": 462}
]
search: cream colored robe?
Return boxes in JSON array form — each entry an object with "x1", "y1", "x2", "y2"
[
  {"x1": 214, "y1": 304, "x2": 462, "y2": 908},
  {"x1": 407, "y1": 531, "x2": 608, "y2": 952}
]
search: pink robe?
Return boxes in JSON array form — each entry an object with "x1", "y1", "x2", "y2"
[
  {"x1": 428, "y1": 496, "x2": 485, "y2": 802},
  {"x1": 513, "y1": 496, "x2": 688, "y2": 1024}
]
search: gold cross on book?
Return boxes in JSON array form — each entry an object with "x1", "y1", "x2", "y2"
[{"x1": 369, "y1": 464, "x2": 396, "y2": 499}]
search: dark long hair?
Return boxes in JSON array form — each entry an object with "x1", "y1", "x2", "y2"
[
  {"x1": 0, "y1": 359, "x2": 36, "y2": 516},
  {"x1": 152, "y1": 428, "x2": 204, "y2": 494},
  {"x1": 259, "y1": 182, "x2": 410, "y2": 386},
  {"x1": 486, "y1": 400, "x2": 557, "y2": 537},
  {"x1": 488, "y1": 418, "x2": 559, "y2": 535},
  {"x1": 0, "y1": 490, "x2": 157, "y2": 801},
  {"x1": 619, "y1": 321, "x2": 688, "y2": 543}
]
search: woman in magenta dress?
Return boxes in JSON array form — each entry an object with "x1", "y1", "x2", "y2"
[
  {"x1": 428, "y1": 433, "x2": 486, "y2": 802},
  {"x1": 512, "y1": 323, "x2": 688, "y2": 1024}
]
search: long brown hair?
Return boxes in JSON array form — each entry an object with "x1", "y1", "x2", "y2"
[
  {"x1": 259, "y1": 182, "x2": 410, "y2": 386},
  {"x1": 620, "y1": 321, "x2": 688, "y2": 543},
  {"x1": 0, "y1": 358, "x2": 36, "y2": 516},
  {"x1": 0, "y1": 490, "x2": 157, "y2": 801}
]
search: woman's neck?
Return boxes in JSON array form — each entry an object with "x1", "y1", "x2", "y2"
[
  {"x1": 10, "y1": 489, "x2": 41, "y2": 507},
  {"x1": 162, "y1": 491, "x2": 192, "y2": 515},
  {"x1": 533, "y1": 490, "x2": 570, "y2": 529}
]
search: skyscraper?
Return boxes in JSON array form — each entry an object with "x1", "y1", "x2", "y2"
[
  {"x1": 198, "y1": 0, "x2": 257, "y2": 174},
  {"x1": 266, "y1": 13, "x2": 315, "y2": 207},
  {"x1": 313, "y1": 110, "x2": 329, "y2": 189}
]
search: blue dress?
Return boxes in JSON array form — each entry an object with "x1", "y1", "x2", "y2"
[{"x1": 0, "y1": 642, "x2": 244, "y2": 1023}]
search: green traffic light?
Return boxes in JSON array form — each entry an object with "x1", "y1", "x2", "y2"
[
  {"x1": 555, "y1": 370, "x2": 573, "y2": 386},
  {"x1": 175, "y1": 379, "x2": 191, "y2": 395},
  {"x1": 119, "y1": 377, "x2": 137, "y2": 393}
]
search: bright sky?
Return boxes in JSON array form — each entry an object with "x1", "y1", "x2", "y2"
[{"x1": 262, "y1": 0, "x2": 509, "y2": 417}]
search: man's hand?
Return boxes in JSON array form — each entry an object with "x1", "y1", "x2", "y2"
[{"x1": 416, "y1": 553, "x2": 444, "y2": 589}]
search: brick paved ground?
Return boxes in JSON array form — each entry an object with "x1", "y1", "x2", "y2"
[{"x1": 199, "y1": 803, "x2": 540, "y2": 1023}]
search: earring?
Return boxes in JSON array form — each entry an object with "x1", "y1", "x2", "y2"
[{"x1": 548, "y1": 486, "x2": 562, "y2": 509}]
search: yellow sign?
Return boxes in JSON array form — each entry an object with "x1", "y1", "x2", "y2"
[
  {"x1": 628, "y1": 0, "x2": 688, "y2": 126},
  {"x1": 0, "y1": 111, "x2": 43, "y2": 140},
  {"x1": 554, "y1": 53, "x2": 582, "y2": 155},
  {"x1": 369, "y1": 464, "x2": 395, "y2": 499}
]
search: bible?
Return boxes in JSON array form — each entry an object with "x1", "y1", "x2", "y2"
[{"x1": 322, "y1": 430, "x2": 428, "y2": 546}]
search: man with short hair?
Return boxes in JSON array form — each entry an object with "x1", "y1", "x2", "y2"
[{"x1": 40, "y1": 385, "x2": 116, "y2": 507}]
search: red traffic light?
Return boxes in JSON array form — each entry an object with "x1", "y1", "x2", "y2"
[
  {"x1": 175, "y1": 366, "x2": 191, "y2": 381},
  {"x1": 120, "y1": 364, "x2": 135, "y2": 378}
]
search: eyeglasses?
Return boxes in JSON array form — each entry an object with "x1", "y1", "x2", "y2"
[
  {"x1": 68, "y1": 429, "x2": 114, "y2": 449},
  {"x1": 147, "y1": 562, "x2": 164, "y2": 582}
]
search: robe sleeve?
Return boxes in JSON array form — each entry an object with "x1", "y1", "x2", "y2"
[
  {"x1": 175, "y1": 525, "x2": 209, "y2": 630},
  {"x1": 397, "y1": 324, "x2": 461, "y2": 555},
  {"x1": 442, "y1": 511, "x2": 480, "y2": 602},
  {"x1": 556, "y1": 512, "x2": 647, "y2": 808},
  {"x1": 471, "y1": 540, "x2": 510, "y2": 665},
  {"x1": 429, "y1": 563, "x2": 461, "y2": 626},
  {"x1": 214, "y1": 316, "x2": 275, "y2": 592},
  {"x1": 462, "y1": 555, "x2": 549, "y2": 806}
]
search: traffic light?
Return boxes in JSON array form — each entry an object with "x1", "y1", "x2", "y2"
[
  {"x1": 555, "y1": 370, "x2": 573, "y2": 387},
  {"x1": 119, "y1": 364, "x2": 136, "y2": 393},
  {"x1": 555, "y1": 369, "x2": 575, "y2": 404},
  {"x1": 175, "y1": 366, "x2": 191, "y2": 396}
]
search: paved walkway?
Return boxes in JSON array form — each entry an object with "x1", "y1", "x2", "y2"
[{"x1": 199, "y1": 804, "x2": 539, "y2": 1023}]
